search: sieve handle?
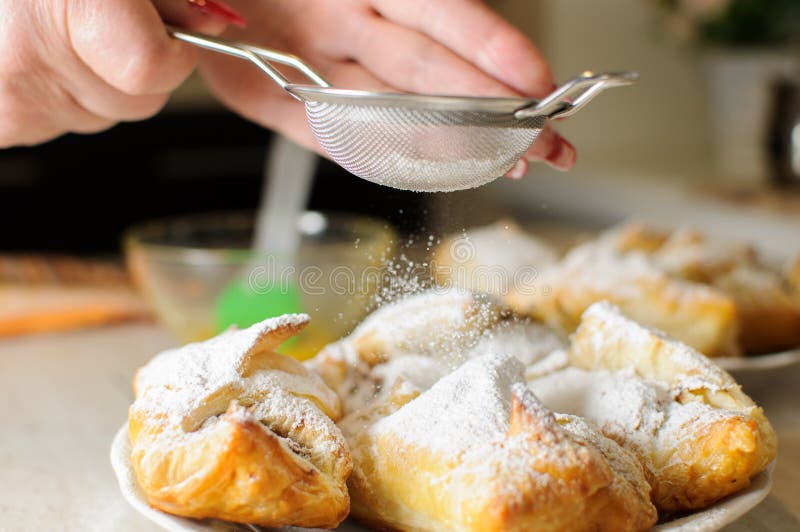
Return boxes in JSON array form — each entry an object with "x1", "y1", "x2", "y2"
[
  {"x1": 167, "y1": 27, "x2": 331, "y2": 91},
  {"x1": 515, "y1": 71, "x2": 638, "y2": 120}
]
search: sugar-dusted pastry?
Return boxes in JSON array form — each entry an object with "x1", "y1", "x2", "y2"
[
  {"x1": 712, "y1": 265, "x2": 800, "y2": 353},
  {"x1": 602, "y1": 221, "x2": 670, "y2": 255},
  {"x1": 506, "y1": 241, "x2": 741, "y2": 357},
  {"x1": 310, "y1": 289, "x2": 565, "y2": 415},
  {"x1": 602, "y1": 222, "x2": 800, "y2": 353},
  {"x1": 344, "y1": 289, "x2": 510, "y2": 366},
  {"x1": 601, "y1": 223, "x2": 756, "y2": 282},
  {"x1": 340, "y1": 353, "x2": 657, "y2": 532},
  {"x1": 531, "y1": 302, "x2": 776, "y2": 511},
  {"x1": 128, "y1": 315, "x2": 352, "y2": 528},
  {"x1": 433, "y1": 219, "x2": 559, "y2": 295}
]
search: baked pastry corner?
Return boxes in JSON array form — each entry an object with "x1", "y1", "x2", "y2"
[
  {"x1": 506, "y1": 242, "x2": 741, "y2": 358},
  {"x1": 568, "y1": 302, "x2": 777, "y2": 510},
  {"x1": 341, "y1": 353, "x2": 657, "y2": 531},
  {"x1": 128, "y1": 314, "x2": 352, "y2": 528}
]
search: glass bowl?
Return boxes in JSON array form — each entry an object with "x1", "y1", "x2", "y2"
[{"x1": 124, "y1": 211, "x2": 396, "y2": 360}]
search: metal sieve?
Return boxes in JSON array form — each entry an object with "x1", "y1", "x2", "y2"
[{"x1": 170, "y1": 28, "x2": 636, "y2": 192}]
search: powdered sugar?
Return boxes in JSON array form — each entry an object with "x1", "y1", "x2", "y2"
[
  {"x1": 465, "y1": 318, "x2": 566, "y2": 366},
  {"x1": 459, "y1": 220, "x2": 558, "y2": 272},
  {"x1": 542, "y1": 242, "x2": 666, "y2": 299},
  {"x1": 370, "y1": 353, "x2": 524, "y2": 454},
  {"x1": 436, "y1": 220, "x2": 559, "y2": 295},
  {"x1": 529, "y1": 366, "x2": 669, "y2": 471},
  {"x1": 348, "y1": 352, "x2": 656, "y2": 529},
  {"x1": 318, "y1": 289, "x2": 565, "y2": 417},
  {"x1": 348, "y1": 288, "x2": 509, "y2": 368},
  {"x1": 132, "y1": 314, "x2": 339, "y2": 431},
  {"x1": 130, "y1": 313, "x2": 352, "y2": 478},
  {"x1": 580, "y1": 302, "x2": 741, "y2": 394}
]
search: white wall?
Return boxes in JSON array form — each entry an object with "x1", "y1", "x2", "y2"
[{"x1": 494, "y1": 0, "x2": 712, "y2": 178}]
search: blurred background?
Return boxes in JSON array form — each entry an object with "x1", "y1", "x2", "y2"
[{"x1": 2, "y1": 0, "x2": 800, "y2": 346}]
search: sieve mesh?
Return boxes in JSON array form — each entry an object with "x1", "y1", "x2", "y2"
[
  {"x1": 304, "y1": 101, "x2": 547, "y2": 192},
  {"x1": 167, "y1": 29, "x2": 636, "y2": 193}
]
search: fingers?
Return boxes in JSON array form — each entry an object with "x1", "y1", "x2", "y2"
[
  {"x1": 371, "y1": 0, "x2": 554, "y2": 98},
  {"x1": 366, "y1": 0, "x2": 574, "y2": 174},
  {"x1": 352, "y1": 15, "x2": 511, "y2": 96},
  {"x1": 505, "y1": 158, "x2": 528, "y2": 179},
  {"x1": 504, "y1": 126, "x2": 576, "y2": 179},
  {"x1": 0, "y1": 0, "x2": 243, "y2": 147},
  {"x1": 198, "y1": 46, "x2": 391, "y2": 155},
  {"x1": 0, "y1": 81, "x2": 113, "y2": 147},
  {"x1": 197, "y1": 49, "x2": 319, "y2": 152},
  {"x1": 65, "y1": 79, "x2": 171, "y2": 122},
  {"x1": 67, "y1": 0, "x2": 196, "y2": 96},
  {"x1": 525, "y1": 124, "x2": 577, "y2": 171}
]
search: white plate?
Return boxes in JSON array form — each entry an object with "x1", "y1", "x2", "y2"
[
  {"x1": 111, "y1": 425, "x2": 773, "y2": 532},
  {"x1": 715, "y1": 348, "x2": 800, "y2": 372}
]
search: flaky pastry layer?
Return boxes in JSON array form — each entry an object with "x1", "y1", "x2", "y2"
[{"x1": 129, "y1": 315, "x2": 351, "y2": 528}]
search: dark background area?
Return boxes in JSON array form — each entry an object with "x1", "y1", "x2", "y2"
[{"x1": 0, "y1": 108, "x2": 428, "y2": 254}]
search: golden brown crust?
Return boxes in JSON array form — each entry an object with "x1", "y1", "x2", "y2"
[
  {"x1": 605, "y1": 221, "x2": 670, "y2": 254},
  {"x1": 130, "y1": 402, "x2": 350, "y2": 527},
  {"x1": 568, "y1": 302, "x2": 777, "y2": 511},
  {"x1": 712, "y1": 266, "x2": 800, "y2": 353},
  {"x1": 128, "y1": 315, "x2": 352, "y2": 528},
  {"x1": 506, "y1": 242, "x2": 741, "y2": 358},
  {"x1": 340, "y1": 354, "x2": 656, "y2": 532},
  {"x1": 604, "y1": 222, "x2": 800, "y2": 354}
]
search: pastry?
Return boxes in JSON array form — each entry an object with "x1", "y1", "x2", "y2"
[
  {"x1": 603, "y1": 222, "x2": 800, "y2": 353},
  {"x1": 530, "y1": 302, "x2": 776, "y2": 511},
  {"x1": 310, "y1": 289, "x2": 566, "y2": 414},
  {"x1": 505, "y1": 241, "x2": 741, "y2": 357},
  {"x1": 128, "y1": 314, "x2": 352, "y2": 528},
  {"x1": 340, "y1": 353, "x2": 657, "y2": 532},
  {"x1": 712, "y1": 265, "x2": 800, "y2": 353},
  {"x1": 602, "y1": 221, "x2": 670, "y2": 255},
  {"x1": 432, "y1": 219, "x2": 558, "y2": 295}
]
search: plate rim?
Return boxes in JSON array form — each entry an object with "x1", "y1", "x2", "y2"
[
  {"x1": 715, "y1": 347, "x2": 800, "y2": 372},
  {"x1": 111, "y1": 423, "x2": 774, "y2": 532},
  {"x1": 110, "y1": 425, "x2": 217, "y2": 532}
]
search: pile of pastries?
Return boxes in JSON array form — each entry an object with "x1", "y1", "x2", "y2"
[
  {"x1": 127, "y1": 286, "x2": 777, "y2": 530},
  {"x1": 435, "y1": 220, "x2": 800, "y2": 358}
]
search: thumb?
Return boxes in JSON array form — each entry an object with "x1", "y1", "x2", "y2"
[{"x1": 68, "y1": 0, "x2": 196, "y2": 96}]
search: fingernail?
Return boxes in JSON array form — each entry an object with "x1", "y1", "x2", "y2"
[
  {"x1": 546, "y1": 137, "x2": 577, "y2": 171},
  {"x1": 506, "y1": 158, "x2": 528, "y2": 179},
  {"x1": 187, "y1": 0, "x2": 247, "y2": 27}
]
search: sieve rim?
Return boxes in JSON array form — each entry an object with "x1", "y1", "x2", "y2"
[{"x1": 286, "y1": 85, "x2": 559, "y2": 114}]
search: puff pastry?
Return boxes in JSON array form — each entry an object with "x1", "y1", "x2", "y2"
[
  {"x1": 536, "y1": 302, "x2": 776, "y2": 511},
  {"x1": 340, "y1": 353, "x2": 657, "y2": 532},
  {"x1": 128, "y1": 314, "x2": 352, "y2": 528},
  {"x1": 506, "y1": 241, "x2": 741, "y2": 357},
  {"x1": 432, "y1": 219, "x2": 558, "y2": 295},
  {"x1": 604, "y1": 222, "x2": 800, "y2": 353},
  {"x1": 310, "y1": 289, "x2": 566, "y2": 414}
]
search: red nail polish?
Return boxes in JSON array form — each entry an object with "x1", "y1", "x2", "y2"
[{"x1": 187, "y1": 0, "x2": 247, "y2": 28}]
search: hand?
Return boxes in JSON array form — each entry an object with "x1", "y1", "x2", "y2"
[
  {"x1": 0, "y1": 0, "x2": 235, "y2": 148},
  {"x1": 197, "y1": 0, "x2": 577, "y2": 174}
]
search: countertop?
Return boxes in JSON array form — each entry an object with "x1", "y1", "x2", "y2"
[{"x1": 1, "y1": 324, "x2": 799, "y2": 531}]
